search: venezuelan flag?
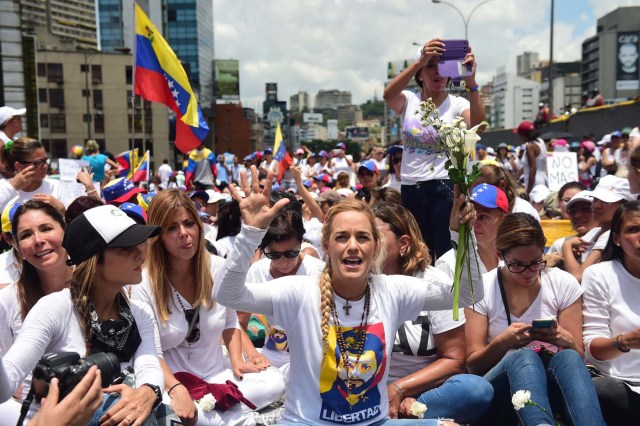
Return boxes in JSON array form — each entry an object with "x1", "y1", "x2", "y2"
[
  {"x1": 134, "y1": 3, "x2": 209, "y2": 153},
  {"x1": 273, "y1": 122, "x2": 292, "y2": 183},
  {"x1": 185, "y1": 147, "x2": 217, "y2": 189},
  {"x1": 116, "y1": 149, "x2": 139, "y2": 178},
  {"x1": 131, "y1": 150, "x2": 150, "y2": 182}
]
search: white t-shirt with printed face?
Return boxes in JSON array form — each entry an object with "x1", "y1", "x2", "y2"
[
  {"x1": 400, "y1": 91, "x2": 470, "y2": 185},
  {"x1": 388, "y1": 267, "x2": 464, "y2": 382},
  {"x1": 474, "y1": 267, "x2": 583, "y2": 358},
  {"x1": 132, "y1": 255, "x2": 239, "y2": 381}
]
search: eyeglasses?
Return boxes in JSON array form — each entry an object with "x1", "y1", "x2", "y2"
[
  {"x1": 183, "y1": 309, "x2": 200, "y2": 343},
  {"x1": 264, "y1": 249, "x2": 300, "y2": 260},
  {"x1": 18, "y1": 157, "x2": 49, "y2": 168},
  {"x1": 501, "y1": 252, "x2": 547, "y2": 273},
  {"x1": 392, "y1": 156, "x2": 402, "y2": 164},
  {"x1": 567, "y1": 204, "x2": 592, "y2": 216}
]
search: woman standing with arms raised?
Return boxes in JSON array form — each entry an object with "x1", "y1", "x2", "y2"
[
  {"x1": 214, "y1": 167, "x2": 483, "y2": 425},
  {"x1": 383, "y1": 38, "x2": 484, "y2": 259}
]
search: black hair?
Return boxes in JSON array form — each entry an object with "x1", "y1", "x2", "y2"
[
  {"x1": 216, "y1": 199, "x2": 242, "y2": 240},
  {"x1": 558, "y1": 182, "x2": 587, "y2": 203},
  {"x1": 64, "y1": 196, "x2": 105, "y2": 226},
  {"x1": 270, "y1": 191, "x2": 302, "y2": 215},
  {"x1": 602, "y1": 201, "x2": 640, "y2": 263},
  {"x1": 258, "y1": 208, "x2": 306, "y2": 250}
]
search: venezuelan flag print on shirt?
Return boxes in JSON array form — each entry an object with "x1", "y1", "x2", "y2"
[{"x1": 134, "y1": 3, "x2": 209, "y2": 153}]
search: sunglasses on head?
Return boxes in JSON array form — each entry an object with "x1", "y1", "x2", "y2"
[
  {"x1": 183, "y1": 308, "x2": 200, "y2": 343},
  {"x1": 264, "y1": 249, "x2": 300, "y2": 260}
]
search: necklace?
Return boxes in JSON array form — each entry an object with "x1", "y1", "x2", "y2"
[
  {"x1": 174, "y1": 288, "x2": 200, "y2": 356},
  {"x1": 329, "y1": 284, "x2": 371, "y2": 407}
]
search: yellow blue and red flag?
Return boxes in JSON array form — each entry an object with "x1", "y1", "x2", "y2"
[
  {"x1": 116, "y1": 149, "x2": 139, "y2": 178},
  {"x1": 134, "y1": 3, "x2": 209, "y2": 153},
  {"x1": 273, "y1": 122, "x2": 292, "y2": 183},
  {"x1": 131, "y1": 150, "x2": 150, "y2": 182}
]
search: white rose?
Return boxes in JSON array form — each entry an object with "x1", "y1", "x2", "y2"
[
  {"x1": 511, "y1": 390, "x2": 531, "y2": 411},
  {"x1": 410, "y1": 401, "x2": 428, "y2": 418},
  {"x1": 198, "y1": 393, "x2": 217, "y2": 412}
]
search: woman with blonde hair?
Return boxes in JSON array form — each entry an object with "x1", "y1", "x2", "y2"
[
  {"x1": 82, "y1": 139, "x2": 119, "y2": 184},
  {"x1": 214, "y1": 167, "x2": 483, "y2": 425},
  {"x1": 373, "y1": 202, "x2": 493, "y2": 423},
  {"x1": 133, "y1": 189, "x2": 285, "y2": 426},
  {"x1": 1, "y1": 204, "x2": 164, "y2": 424}
]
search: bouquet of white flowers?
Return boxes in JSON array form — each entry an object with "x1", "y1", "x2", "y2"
[{"x1": 418, "y1": 98, "x2": 487, "y2": 320}]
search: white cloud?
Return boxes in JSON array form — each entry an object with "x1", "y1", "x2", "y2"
[{"x1": 212, "y1": 0, "x2": 633, "y2": 107}]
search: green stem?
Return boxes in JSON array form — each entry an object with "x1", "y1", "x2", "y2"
[{"x1": 452, "y1": 221, "x2": 467, "y2": 321}]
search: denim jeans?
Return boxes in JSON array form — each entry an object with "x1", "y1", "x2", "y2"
[
  {"x1": 480, "y1": 348, "x2": 606, "y2": 426},
  {"x1": 401, "y1": 180, "x2": 454, "y2": 261},
  {"x1": 415, "y1": 373, "x2": 493, "y2": 423},
  {"x1": 88, "y1": 393, "x2": 157, "y2": 426}
]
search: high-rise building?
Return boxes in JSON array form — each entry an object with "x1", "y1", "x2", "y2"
[
  {"x1": 517, "y1": 51, "x2": 539, "y2": 79},
  {"x1": 289, "y1": 91, "x2": 311, "y2": 113},
  {"x1": 581, "y1": 6, "x2": 640, "y2": 100},
  {"x1": 491, "y1": 67, "x2": 540, "y2": 130},
  {"x1": 315, "y1": 89, "x2": 351, "y2": 110},
  {"x1": 20, "y1": 0, "x2": 98, "y2": 48},
  {"x1": 97, "y1": 0, "x2": 162, "y2": 53}
]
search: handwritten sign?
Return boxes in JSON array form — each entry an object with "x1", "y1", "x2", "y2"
[
  {"x1": 546, "y1": 152, "x2": 578, "y2": 191},
  {"x1": 58, "y1": 158, "x2": 89, "y2": 182}
]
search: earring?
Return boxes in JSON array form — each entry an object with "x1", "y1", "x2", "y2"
[{"x1": 400, "y1": 252, "x2": 404, "y2": 258}]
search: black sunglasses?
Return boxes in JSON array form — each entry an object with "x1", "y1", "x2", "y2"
[
  {"x1": 183, "y1": 308, "x2": 200, "y2": 343},
  {"x1": 264, "y1": 249, "x2": 300, "y2": 260}
]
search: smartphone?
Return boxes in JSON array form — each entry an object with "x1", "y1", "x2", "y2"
[
  {"x1": 531, "y1": 318, "x2": 555, "y2": 329},
  {"x1": 438, "y1": 39, "x2": 472, "y2": 78}
]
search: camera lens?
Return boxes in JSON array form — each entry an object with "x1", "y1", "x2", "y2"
[{"x1": 82, "y1": 352, "x2": 121, "y2": 387}]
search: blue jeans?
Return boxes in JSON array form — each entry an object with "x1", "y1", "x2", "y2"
[
  {"x1": 415, "y1": 373, "x2": 493, "y2": 423},
  {"x1": 401, "y1": 180, "x2": 454, "y2": 261},
  {"x1": 88, "y1": 393, "x2": 157, "y2": 425},
  {"x1": 481, "y1": 348, "x2": 606, "y2": 426}
]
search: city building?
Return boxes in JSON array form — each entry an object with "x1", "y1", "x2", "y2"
[
  {"x1": 490, "y1": 67, "x2": 540, "y2": 130},
  {"x1": 262, "y1": 83, "x2": 287, "y2": 146},
  {"x1": 337, "y1": 104, "x2": 363, "y2": 126},
  {"x1": 517, "y1": 51, "x2": 540, "y2": 79},
  {"x1": 213, "y1": 103, "x2": 254, "y2": 159},
  {"x1": 534, "y1": 62, "x2": 582, "y2": 116},
  {"x1": 301, "y1": 124, "x2": 328, "y2": 142},
  {"x1": 35, "y1": 49, "x2": 169, "y2": 162},
  {"x1": 20, "y1": 0, "x2": 98, "y2": 48},
  {"x1": 289, "y1": 90, "x2": 311, "y2": 113},
  {"x1": 581, "y1": 6, "x2": 640, "y2": 101},
  {"x1": 97, "y1": 0, "x2": 162, "y2": 53},
  {"x1": 315, "y1": 89, "x2": 351, "y2": 110}
]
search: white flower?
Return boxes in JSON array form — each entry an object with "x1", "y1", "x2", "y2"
[
  {"x1": 512, "y1": 390, "x2": 532, "y2": 411},
  {"x1": 410, "y1": 401, "x2": 428, "y2": 418},
  {"x1": 197, "y1": 393, "x2": 217, "y2": 412}
]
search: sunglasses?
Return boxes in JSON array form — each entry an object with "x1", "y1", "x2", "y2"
[
  {"x1": 183, "y1": 309, "x2": 200, "y2": 343},
  {"x1": 18, "y1": 157, "x2": 49, "y2": 168},
  {"x1": 392, "y1": 156, "x2": 402, "y2": 164},
  {"x1": 567, "y1": 204, "x2": 592, "y2": 216},
  {"x1": 264, "y1": 249, "x2": 300, "y2": 260}
]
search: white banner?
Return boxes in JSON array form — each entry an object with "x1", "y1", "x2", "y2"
[
  {"x1": 58, "y1": 158, "x2": 89, "y2": 182},
  {"x1": 546, "y1": 152, "x2": 578, "y2": 191}
]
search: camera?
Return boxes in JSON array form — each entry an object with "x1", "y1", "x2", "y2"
[{"x1": 32, "y1": 352, "x2": 120, "y2": 402}]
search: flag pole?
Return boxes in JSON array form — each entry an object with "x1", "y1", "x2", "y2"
[{"x1": 130, "y1": 2, "x2": 138, "y2": 153}]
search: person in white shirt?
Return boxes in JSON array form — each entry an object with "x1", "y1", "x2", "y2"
[
  {"x1": 1, "y1": 205, "x2": 164, "y2": 423},
  {"x1": 465, "y1": 213, "x2": 605, "y2": 426},
  {"x1": 516, "y1": 121, "x2": 548, "y2": 195},
  {"x1": 134, "y1": 189, "x2": 285, "y2": 426},
  {"x1": 213, "y1": 167, "x2": 482, "y2": 425},
  {"x1": 373, "y1": 202, "x2": 492, "y2": 423},
  {"x1": 241, "y1": 201, "x2": 325, "y2": 380},
  {"x1": 157, "y1": 159, "x2": 173, "y2": 189},
  {"x1": 382, "y1": 146, "x2": 402, "y2": 193},
  {"x1": 0, "y1": 203, "x2": 22, "y2": 287},
  {"x1": 583, "y1": 201, "x2": 640, "y2": 425},
  {"x1": 0, "y1": 107, "x2": 25, "y2": 145},
  {"x1": 259, "y1": 148, "x2": 279, "y2": 177}
]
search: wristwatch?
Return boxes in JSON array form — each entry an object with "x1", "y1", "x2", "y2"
[{"x1": 142, "y1": 383, "x2": 163, "y2": 409}]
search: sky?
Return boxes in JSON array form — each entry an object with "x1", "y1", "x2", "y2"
[{"x1": 212, "y1": 0, "x2": 638, "y2": 109}]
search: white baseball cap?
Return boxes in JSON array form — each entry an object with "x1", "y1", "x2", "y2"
[
  {"x1": 0, "y1": 107, "x2": 26, "y2": 127},
  {"x1": 205, "y1": 189, "x2": 225, "y2": 204},
  {"x1": 597, "y1": 134, "x2": 611, "y2": 146},
  {"x1": 529, "y1": 185, "x2": 551, "y2": 203},
  {"x1": 566, "y1": 190, "x2": 593, "y2": 209},
  {"x1": 591, "y1": 175, "x2": 635, "y2": 203}
]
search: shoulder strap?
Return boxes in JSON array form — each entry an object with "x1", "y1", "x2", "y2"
[{"x1": 496, "y1": 267, "x2": 511, "y2": 326}]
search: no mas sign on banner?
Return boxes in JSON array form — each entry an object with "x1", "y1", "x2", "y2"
[{"x1": 547, "y1": 152, "x2": 578, "y2": 191}]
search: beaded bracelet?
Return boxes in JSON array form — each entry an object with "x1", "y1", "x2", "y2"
[
  {"x1": 168, "y1": 382, "x2": 185, "y2": 398},
  {"x1": 391, "y1": 382, "x2": 406, "y2": 399},
  {"x1": 466, "y1": 84, "x2": 480, "y2": 93},
  {"x1": 614, "y1": 333, "x2": 630, "y2": 353}
]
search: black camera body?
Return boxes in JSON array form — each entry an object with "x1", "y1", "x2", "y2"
[{"x1": 32, "y1": 352, "x2": 120, "y2": 401}]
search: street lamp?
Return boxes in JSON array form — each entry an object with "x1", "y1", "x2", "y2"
[{"x1": 432, "y1": 0, "x2": 494, "y2": 40}]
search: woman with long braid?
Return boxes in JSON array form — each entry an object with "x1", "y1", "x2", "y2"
[{"x1": 214, "y1": 167, "x2": 484, "y2": 425}]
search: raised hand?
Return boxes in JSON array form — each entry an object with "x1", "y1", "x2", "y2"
[
  {"x1": 230, "y1": 166, "x2": 289, "y2": 229},
  {"x1": 449, "y1": 184, "x2": 476, "y2": 232}
]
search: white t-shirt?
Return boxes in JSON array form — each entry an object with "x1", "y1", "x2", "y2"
[
  {"x1": 331, "y1": 157, "x2": 351, "y2": 180},
  {"x1": 0, "y1": 250, "x2": 20, "y2": 286},
  {"x1": 474, "y1": 267, "x2": 582, "y2": 358},
  {"x1": 583, "y1": 228, "x2": 608, "y2": 259},
  {"x1": 246, "y1": 255, "x2": 325, "y2": 365},
  {"x1": 213, "y1": 235, "x2": 236, "y2": 258},
  {"x1": 388, "y1": 267, "x2": 464, "y2": 382},
  {"x1": 132, "y1": 255, "x2": 240, "y2": 380},
  {"x1": 0, "y1": 284, "x2": 22, "y2": 356},
  {"x1": 260, "y1": 159, "x2": 278, "y2": 174},
  {"x1": 0, "y1": 178, "x2": 73, "y2": 214},
  {"x1": 214, "y1": 224, "x2": 484, "y2": 425},
  {"x1": 383, "y1": 174, "x2": 402, "y2": 193},
  {"x1": 521, "y1": 138, "x2": 548, "y2": 190},
  {"x1": 513, "y1": 197, "x2": 541, "y2": 221},
  {"x1": 582, "y1": 261, "x2": 640, "y2": 392},
  {"x1": 400, "y1": 91, "x2": 470, "y2": 184},
  {"x1": 158, "y1": 163, "x2": 173, "y2": 185},
  {"x1": 303, "y1": 217, "x2": 324, "y2": 258},
  {"x1": 2, "y1": 288, "x2": 163, "y2": 398}
]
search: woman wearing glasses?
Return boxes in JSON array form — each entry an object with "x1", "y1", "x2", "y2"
[
  {"x1": 0, "y1": 138, "x2": 92, "y2": 214},
  {"x1": 382, "y1": 145, "x2": 402, "y2": 193},
  {"x1": 465, "y1": 213, "x2": 605, "y2": 426},
  {"x1": 133, "y1": 189, "x2": 285, "y2": 426}
]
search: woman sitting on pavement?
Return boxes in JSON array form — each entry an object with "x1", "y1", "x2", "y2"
[
  {"x1": 474, "y1": 163, "x2": 540, "y2": 220},
  {"x1": 1, "y1": 204, "x2": 165, "y2": 424},
  {"x1": 133, "y1": 189, "x2": 285, "y2": 426},
  {"x1": 372, "y1": 202, "x2": 492, "y2": 424},
  {"x1": 582, "y1": 201, "x2": 640, "y2": 425},
  {"x1": 214, "y1": 167, "x2": 483, "y2": 425},
  {"x1": 465, "y1": 212, "x2": 605, "y2": 426}
]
